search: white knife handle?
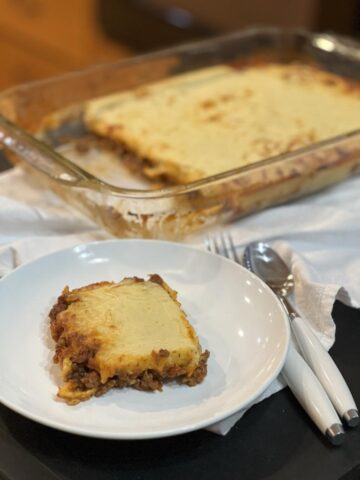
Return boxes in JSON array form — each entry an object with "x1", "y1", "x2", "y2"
[
  {"x1": 291, "y1": 315, "x2": 359, "y2": 427},
  {"x1": 282, "y1": 341, "x2": 345, "y2": 445}
]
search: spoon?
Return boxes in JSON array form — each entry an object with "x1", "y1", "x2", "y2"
[
  {"x1": 243, "y1": 243, "x2": 345, "y2": 445},
  {"x1": 244, "y1": 242, "x2": 359, "y2": 429}
]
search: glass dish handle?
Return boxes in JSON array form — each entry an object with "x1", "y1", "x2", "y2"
[{"x1": 0, "y1": 114, "x2": 95, "y2": 187}]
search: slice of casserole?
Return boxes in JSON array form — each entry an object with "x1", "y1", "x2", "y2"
[
  {"x1": 84, "y1": 63, "x2": 360, "y2": 184},
  {"x1": 49, "y1": 275, "x2": 209, "y2": 405}
]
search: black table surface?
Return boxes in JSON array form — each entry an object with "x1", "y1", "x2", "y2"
[{"x1": 0, "y1": 156, "x2": 359, "y2": 480}]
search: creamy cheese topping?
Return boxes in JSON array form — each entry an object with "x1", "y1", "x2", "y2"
[
  {"x1": 85, "y1": 64, "x2": 360, "y2": 182},
  {"x1": 66, "y1": 281, "x2": 197, "y2": 356}
]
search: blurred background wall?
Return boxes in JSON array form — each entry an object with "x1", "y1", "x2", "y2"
[{"x1": 0, "y1": 0, "x2": 359, "y2": 90}]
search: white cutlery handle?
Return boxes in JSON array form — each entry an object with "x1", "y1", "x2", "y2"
[
  {"x1": 282, "y1": 341, "x2": 345, "y2": 445},
  {"x1": 291, "y1": 315, "x2": 359, "y2": 427}
]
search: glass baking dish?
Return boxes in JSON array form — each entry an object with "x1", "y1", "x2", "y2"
[{"x1": 0, "y1": 27, "x2": 359, "y2": 239}]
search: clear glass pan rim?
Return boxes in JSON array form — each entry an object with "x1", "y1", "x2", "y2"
[{"x1": 1, "y1": 26, "x2": 359, "y2": 200}]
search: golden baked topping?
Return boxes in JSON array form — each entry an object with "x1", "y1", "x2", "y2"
[
  {"x1": 84, "y1": 63, "x2": 360, "y2": 184},
  {"x1": 49, "y1": 275, "x2": 209, "y2": 404}
]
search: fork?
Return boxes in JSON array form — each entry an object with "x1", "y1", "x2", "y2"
[{"x1": 206, "y1": 232, "x2": 346, "y2": 445}]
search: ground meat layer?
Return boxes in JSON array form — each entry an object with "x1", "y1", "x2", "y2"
[
  {"x1": 61, "y1": 350, "x2": 209, "y2": 405},
  {"x1": 49, "y1": 282, "x2": 210, "y2": 405}
]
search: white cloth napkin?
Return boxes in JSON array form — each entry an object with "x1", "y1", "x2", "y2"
[{"x1": 1, "y1": 167, "x2": 359, "y2": 435}]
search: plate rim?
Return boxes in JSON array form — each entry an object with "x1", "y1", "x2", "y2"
[{"x1": 0, "y1": 238, "x2": 290, "y2": 439}]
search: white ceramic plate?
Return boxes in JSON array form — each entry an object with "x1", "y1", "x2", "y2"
[{"x1": 0, "y1": 239, "x2": 289, "y2": 439}]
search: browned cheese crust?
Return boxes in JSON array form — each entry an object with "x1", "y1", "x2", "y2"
[
  {"x1": 84, "y1": 63, "x2": 360, "y2": 185},
  {"x1": 49, "y1": 275, "x2": 209, "y2": 405}
]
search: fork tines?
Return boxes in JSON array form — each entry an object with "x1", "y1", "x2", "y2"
[{"x1": 206, "y1": 232, "x2": 240, "y2": 263}]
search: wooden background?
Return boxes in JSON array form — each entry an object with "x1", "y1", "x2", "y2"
[{"x1": 0, "y1": 0, "x2": 359, "y2": 91}]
